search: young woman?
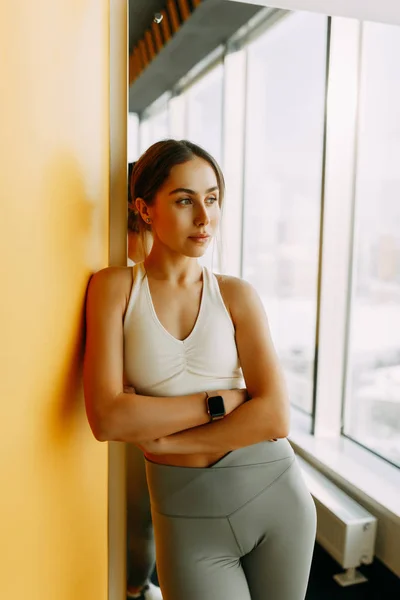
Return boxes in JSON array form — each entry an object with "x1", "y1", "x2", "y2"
[{"x1": 84, "y1": 140, "x2": 316, "y2": 600}]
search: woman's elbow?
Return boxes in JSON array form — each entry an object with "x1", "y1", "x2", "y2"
[
  {"x1": 85, "y1": 392, "x2": 125, "y2": 442},
  {"x1": 89, "y1": 414, "x2": 113, "y2": 442},
  {"x1": 274, "y1": 411, "x2": 291, "y2": 439},
  {"x1": 86, "y1": 404, "x2": 117, "y2": 442},
  {"x1": 262, "y1": 400, "x2": 290, "y2": 439},
  {"x1": 89, "y1": 406, "x2": 141, "y2": 444},
  {"x1": 274, "y1": 423, "x2": 290, "y2": 439}
]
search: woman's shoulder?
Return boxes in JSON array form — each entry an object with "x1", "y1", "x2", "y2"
[
  {"x1": 89, "y1": 265, "x2": 132, "y2": 288},
  {"x1": 87, "y1": 266, "x2": 134, "y2": 310},
  {"x1": 214, "y1": 273, "x2": 260, "y2": 317},
  {"x1": 215, "y1": 272, "x2": 255, "y2": 297}
]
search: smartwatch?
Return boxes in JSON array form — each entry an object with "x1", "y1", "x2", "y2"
[{"x1": 205, "y1": 393, "x2": 226, "y2": 421}]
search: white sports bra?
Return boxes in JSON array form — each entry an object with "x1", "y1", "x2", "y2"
[{"x1": 123, "y1": 263, "x2": 244, "y2": 397}]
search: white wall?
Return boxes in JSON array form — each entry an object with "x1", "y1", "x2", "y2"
[{"x1": 226, "y1": 0, "x2": 400, "y2": 26}]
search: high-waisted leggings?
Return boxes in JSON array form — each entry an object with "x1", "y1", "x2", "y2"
[{"x1": 145, "y1": 438, "x2": 317, "y2": 600}]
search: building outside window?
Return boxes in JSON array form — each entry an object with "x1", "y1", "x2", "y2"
[
  {"x1": 343, "y1": 21, "x2": 400, "y2": 467},
  {"x1": 242, "y1": 12, "x2": 328, "y2": 414}
]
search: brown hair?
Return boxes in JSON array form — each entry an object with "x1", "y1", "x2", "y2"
[{"x1": 128, "y1": 139, "x2": 225, "y2": 239}]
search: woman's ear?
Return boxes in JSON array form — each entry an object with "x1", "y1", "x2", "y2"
[{"x1": 135, "y1": 197, "x2": 151, "y2": 223}]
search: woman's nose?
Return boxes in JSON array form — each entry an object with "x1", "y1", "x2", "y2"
[{"x1": 194, "y1": 203, "x2": 210, "y2": 227}]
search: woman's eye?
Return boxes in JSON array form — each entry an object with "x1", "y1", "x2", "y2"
[
  {"x1": 177, "y1": 198, "x2": 192, "y2": 205},
  {"x1": 206, "y1": 197, "x2": 218, "y2": 205}
]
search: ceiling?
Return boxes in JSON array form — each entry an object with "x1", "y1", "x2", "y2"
[
  {"x1": 128, "y1": 0, "x2": 263, "y2": 115},
  {"x1": 128, "y1": 0, "x2": 168, "y2": 53}
]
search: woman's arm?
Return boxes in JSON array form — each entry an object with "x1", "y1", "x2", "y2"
[
  {"x1": 83, "y1": 267, "x2": 246, "y2": 443},
  {"x1": 142, "y1": 277, "x2": 290, "y2": 455}
]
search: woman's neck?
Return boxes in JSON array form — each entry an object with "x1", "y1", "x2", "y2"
[{"x1": 144, "y1": 248, "x2": 202, "y2": 285}]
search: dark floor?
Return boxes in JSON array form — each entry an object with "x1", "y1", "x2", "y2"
[
  {"x1": 306, "y1": 544, "x2": 400, "y2": 600},
  {"x1": 151, "y1": 543, "x2": 400, "y2": 599}
]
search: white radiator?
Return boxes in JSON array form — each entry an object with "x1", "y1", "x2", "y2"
[{"x1": 296, "y1": 455, "x2": 377, "y2": 586}]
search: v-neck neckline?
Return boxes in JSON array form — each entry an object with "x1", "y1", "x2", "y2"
[{"x1": 142, "y1": 263, "x2": 206, "y2": 345}]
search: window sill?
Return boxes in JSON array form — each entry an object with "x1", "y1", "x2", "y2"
[{"x1": 288, "y1": 409, "x2": 400, "y2": 521}]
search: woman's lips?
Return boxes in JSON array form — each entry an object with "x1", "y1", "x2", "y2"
[{"x1": 188, "y1": 235, "x2": 210, "y2": 243}]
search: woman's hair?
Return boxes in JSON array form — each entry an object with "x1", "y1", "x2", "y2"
[{"x1": 128, "y1": 139, "x2": 225, "y2": 237}]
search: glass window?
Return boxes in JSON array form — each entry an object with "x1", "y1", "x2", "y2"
[
  {"x1": 128, "y1": 112, "x2": 139, "y2": 162},
  {"x1": 221, "y1": 48, "x2": 247, "y2": 277},
  {"x1": 186, "y1": 64, "x2": 224, "y2": 163},
  {"x1": 169, "y1": 94, "x2": 186, "y2": 139},
  {"x1": 139, "y1": 107, "x2": 169, "y2": 154},
  {"x1": 343, "y1": 22, "x2": 400, "y2": 467},
  {"x1": 185, "y1": 64, "x2": 224, "y2": 271},
  {"x1": 242, "y1": 12, "x2": 328, "y2": 413}
]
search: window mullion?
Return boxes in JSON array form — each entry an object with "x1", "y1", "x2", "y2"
[{"x1": 313, "y1": 17, "x2": 361, "y2": 438}]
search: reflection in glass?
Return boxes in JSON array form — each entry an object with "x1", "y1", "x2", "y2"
[
  {"x1": 242, "y1": 12, "x2": 328, "y2": 413},
  {"x1": 344, "y1": 22, "x2": 400, "y2": 467}
]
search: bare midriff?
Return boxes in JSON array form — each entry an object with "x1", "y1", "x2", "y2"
[{"x1": 145, "y1": 451, "x2": 230, "y2": 468}]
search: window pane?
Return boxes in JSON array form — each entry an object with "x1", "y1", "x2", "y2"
[
  {"x1": 186, "y1": 65, "x2": 224, "y2": 271},
  {"x1": 186, "y1": 64, "x2": 224, "y2": 163},
  {"x1": 128, "y1": 112, "x2": 139, "y2": 162},
  {"x1": 242, "y1": 12, "x2": 327, "y2": 413},
  {"x1": 139, "y1": 107, "x2": 169, "y2": 153},
  {"x1": 343, "y1": 22, "x2": 400, "y2": 467},
  {"x1": 150, "y1": 108, "x2": 169, "y2": 142},
  {"x1": 169, "y1": 94, "x2": 186, "y2": 139},
  {"x1": 221, "y1": 49, "x2": 247, "y2": 277}
]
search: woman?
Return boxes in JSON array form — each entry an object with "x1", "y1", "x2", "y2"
[{"x1": 84, "y1": 140, "x2": 316, "y2": 600}]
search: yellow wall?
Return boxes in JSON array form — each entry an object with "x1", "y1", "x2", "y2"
[{"x1": 0, "y1": 2, "x2": 110, "y2": 599}]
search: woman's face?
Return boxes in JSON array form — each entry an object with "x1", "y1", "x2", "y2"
[{"x1": 142, "y1": 157, "x2": 220, "y2": 258}]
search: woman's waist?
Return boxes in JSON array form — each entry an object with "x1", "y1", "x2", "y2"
[
  {"x1": 145, "y1": 439, "x2": 295, "y2": 517},
  {"x1": 144, "y1": 450, "x2": 229, "y2": 469},
  {"x1": 146, "y1": 438, "x2": 293, "y2": 470}
]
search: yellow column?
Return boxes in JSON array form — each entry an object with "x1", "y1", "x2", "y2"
[{"x1": 0, "y1": 2, "x2": 114, "y2": 599}]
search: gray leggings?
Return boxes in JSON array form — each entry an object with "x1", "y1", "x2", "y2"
[
  {"x1": 126, "y1": 443, "x2": 156, "y2": 588},
  {"x1": 145, "y1": 439, "x2": 316, "y2": 600}
]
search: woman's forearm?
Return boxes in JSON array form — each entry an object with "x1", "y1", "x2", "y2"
[
  {"x1": 145, "y1": 396, "x2": 289, "y2": 455},
  {"x1": 98, "y1": 388, "x2": 246, "y2": 443}
]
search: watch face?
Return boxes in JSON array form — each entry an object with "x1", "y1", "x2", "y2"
[{"x1": 208, "y1": 395, "x2": 225, "y2": 417}]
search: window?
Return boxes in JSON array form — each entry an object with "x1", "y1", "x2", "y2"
[
  {"x1": 220, "y1": 48, "x2": 247, "y2": 277},
  {"x1": 169, "y1": 94, "x2": 186, "y2": 139},
  {"x1": 186, "y1": 64, "x2": 224, "y2": 271},
  {"x1": 139, "y1": 106, "x2": 169, "y2": 154},
  {"x1": 343, "y1": 22, "x2": 400, "y2": 467},
  {"x1": 186, "y1": 64, "x2": 224, "y2": 163},
  {"x1": 242, "y1": 12, "x2": 328, "y2": 413},
  {"x1": 128, "y1": 112, "x2": 139, "y2": 162}
]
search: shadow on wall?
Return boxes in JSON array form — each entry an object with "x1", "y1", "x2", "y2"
[
  {"x1": 39, "y1": 151, "x2": 105, "y2": 440},
  {"x1": 24, "y1": 152, "x2": 108, "y2": 596}
]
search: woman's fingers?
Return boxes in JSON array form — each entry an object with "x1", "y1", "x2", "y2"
[{"x1": 123, "y1": 385, "x2": 136, "y2": 394}]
